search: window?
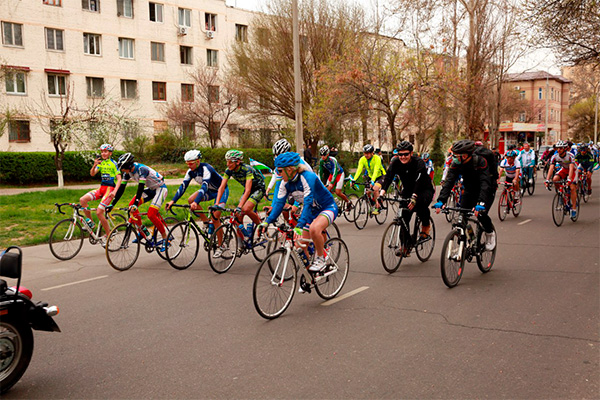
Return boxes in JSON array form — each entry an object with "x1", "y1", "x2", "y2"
[
  {"x1": 152, "y1": 81, "x2": 166, "y2": 101},
  {"x1": 181, "y1": 84, "x2": 194, "y2": 102},
  {"x1": 86, "y1": 76, "x2": 104, "y2": 97},
  {"x1": 206, "y1": 49, "x2": 218, "y2": 67},
  {"x1": 120, "y1": 79, "x2": 137, "y2": 99},
  {"x1": 119, "y1": 38, "x2": 134, "y2": 59},
  {"x1": 538, "y1": 87, "x2": 543, "y2": 100},
  {"x1": 5, "y1": 71, "x2": 26, "y2": 95},
  {"x1": 180, "y1": 46, "x2": 192, "y2": 65},
  {"x1": 117, "y1": 0, "x2": 133, "y2": 17},
  {"x1": 47, "y1": 74, "x2": 66, "y2": 96},
  {"x1": 45, "y1": 28, "x2": 64, "y2": 51},
  {"x1": 43, "y1": 0, "x2": 62, "y2": 6},
  {"x1": 519, "y1": 90, "x2": 525, "y2": 100},
  {"x1": 181, "y1": 122, "x2": 195, "y2": 139},
  {"x1": 538, "y1": 110, "x2": 542, "y2": 122},
  {"x1": 518, "y1": 112, "x2": 526, "y2": 122},
  {"x1": 82, "y1": 0, "x2": 99, "y2": 12},
  {"x1": 149, "y1": 2, "x2": 163, "y2": 22},
  {"x1": 208, "y1": 85, "x2": 219, "y2": 103},
  {"x1": 2, "y1": 22, "x2": 23, "y2": 46},
  {"x1": 8, "y1": 120, "x2": 30, "y2": 142},
  {"x1": 205, "y1": 13, "x2": 217, "y2": 31},
  {"x1": 151, "y1": 41, "x2": 164, "y2": 61},
  {"x1": 178, "y1": 8, "x2": 191, "y2": 27},
  {"x1": 83, "y1": 33, "x2": 101, "y2": 55},
  {"x1": 235, "y1": 24, "x2": 248, "y2": 42},
  {"x1": 551, "y1": 87, "x2": 554, "y2": 101}
]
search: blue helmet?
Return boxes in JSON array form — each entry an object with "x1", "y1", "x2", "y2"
[
  {"x1": 274, "y1": 152, "x2": 301, "y2": 168},
  {"x1": 506, "y1": 150, "x2": 518, "y2": 158}
]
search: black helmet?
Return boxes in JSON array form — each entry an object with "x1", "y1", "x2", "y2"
[
  {"x1": 397, "y1": 141, "x2": 413, "y2": 152},
  {"x1": 319, "y1": 145, "x2": 330, "y2": 156},
  {"x1": 363, "y1": 144, "x2": 374, "y2": 153},
  {"x1": 451, "y1": 139, "x2": 476, "y2": 155},
  {"x1": 117, "y1": 152, "x2": 134, "y2": 170}
]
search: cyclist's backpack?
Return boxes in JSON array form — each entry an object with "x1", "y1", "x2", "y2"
[{"x1": 474, "y1": 146, "x2": 498, "y2": 183}]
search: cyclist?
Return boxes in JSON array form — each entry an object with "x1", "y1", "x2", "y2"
[
  {"x1": 318, "y1": 145, "x2": 351, "y2": 211},
  {"x1": 380, "y1": 141, "x2": 434, "y2": 254},
  {"x1": 421, "y1": 152, "x2": 435, "y2": 181},
  {"x1": 165, "y1": 150, "x2": 228, "y2": 234},
  {"x1": 575, "y1": 144, "x2": 595, "y2": 195},
  {"x1": 433, "y1": 139, "x2": 496, "y2": 251},
  {"x1": 545, "y1": 140, "x2": 577, "y2": 219},
  {"x1": 259, "y1": 152, "x2": 338, "y2": 272},
  {"x1": 110, "y1": 153, "x2": 170, "y2": 251},
  {"x1": 518, "y1": 142, "x2": 536, "y2": 187},
  {"x1": 79, "y1": 144, "x2": 122, "y2": 243},
  {"x1": 498, "y1": 150, "x2": 522, "y2": 194},
  {"x1": 351, "y1": 144, "x2": 386, "y2": 215}
]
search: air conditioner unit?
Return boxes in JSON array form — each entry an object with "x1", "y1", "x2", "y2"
[
  {"x1": 178, "y1": 26, "x2": 188, "y2": 36},
  {"x1": 205, "y1": 30, "x2": 215, "y2": 39}
]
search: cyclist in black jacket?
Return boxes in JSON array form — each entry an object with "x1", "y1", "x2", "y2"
[
  {"x1": 381, "y1": 141, "x2": 435, "y2": 240},
  {"x1": 434, "y1": 139, "x2": 496, "y2": 250}
]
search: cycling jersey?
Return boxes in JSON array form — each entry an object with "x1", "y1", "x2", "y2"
[
  {"x1": 499, "y1": 158, "x2": 521, "y2": 178},
  {"x1": 518, "y1": 149, "x2": 536, "y2": 167},
  {"x1": 424, "y1": 159, "x2": 434, "y2": 176},
  {"x1": 550, "y1": 152, "x2": 574, "y2": 170},
  {"x1": 171, "y1": 163, "x2": 223, "y2": 204},
  {"x1": 224, "y1": 163, "x2": 265, "y2": 193},
  {"x1": 318, "y1": 156, "x2": 344, "y2": 183},
  {"x1": 266, "y1": 158, "x2": 312, "y2": 193},
  {"x1": 382, "y1": 155, "x2": 434, "y2": 198},
  {"x1": 575, "y1": 152, "x2": 596, "y2": 171},
  {"x1": 97, "y1": 159, "x2": 120, "y2": 187},
  {"x1": 353, "y1": 155, "x2": 386, "y2": 182},
  {"x1": 123, "y1": 163, "x2": 165, "y2": 190}
]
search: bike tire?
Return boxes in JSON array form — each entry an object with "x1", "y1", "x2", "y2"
[
  {"x1": 253, "y1": 249, "x2": 297, "y2": 319},
  {"x1": 445, "y1": 193, "x2": 456, "y2": 223},
  {"x1": 314, "y1": 237, "x2": 349, "y2": 300},
  {"x1": 251, "y1": 223, "x2": 269, "y2": 262},
  {"x1": 527, "y1": 175, "x2": 535, "y2": 196},
  {"x1": 105, "y1": 223, "x2": 140, "y2": 271},
  {"x1": 581, "y1": 182, "x2": 590, "y2": 203},
  {"x1": 208, "y1": 223, "x2": 238, "y2": 274},
  {"x1": 155, "y1": 216, "x2": 179, "y2": 261},
  {"x1": 415, "y1": 217, "x2": 436, "y2": 262},
  {"x1": 551, "y1": 193, "x2": 564, "y2": 226},
  {"x1": 374, "y1": 197, "x2": 389, "y2": 225},
  {"x1": 497, "y1": 191, "x2": 508, "y2": 221},
  {"x1": 440, "y1": 229, "x2": 465, "y2": 288},
  {"x1": 166, "y1": 221, "x2": 199, "y2": 270},
  {"x1": 343, "y1": 193, "x2": 359, "y2": 222},
  {"x1": 353, "y1": 197, "x2": 368, "y2": 230},
  {"x1": 476, "y1": 226, "x2": 496, "y2": 273},
  {"x1": 326, "y1": 222, "x2": 341, "y2": 240},
  {"x1": 97, "y1": 213, "x2": 126, "y2": 241},
  {"x1": 512, "y1": 193, "x2": 522, "y2": 217},
  {"x1": 49, "y1": 218, "x2": 85, "y2": 261},
  {"x1": 0, "y1": 317, "x2": 34, "y2": 394},
  {"x1": 380, "y1": 222, "x2": 405, "y2": 273}
]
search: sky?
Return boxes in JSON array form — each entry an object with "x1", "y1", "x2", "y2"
[{"x1": 225, "y1": 0, "x2": 562, "y2": 75}]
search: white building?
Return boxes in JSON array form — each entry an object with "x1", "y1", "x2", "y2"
[{"x1": 0, "y1": 0, "x2": 258, "y2": 151}]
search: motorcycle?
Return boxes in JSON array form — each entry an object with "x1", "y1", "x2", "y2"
[{"x1": 0, "y1": 246, "x2": 60, "y2": 394}]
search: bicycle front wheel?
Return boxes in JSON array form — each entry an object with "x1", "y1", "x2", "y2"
[
  {"x1": 314, "y1": 237, "x2": 349, "y2": 300},
  {"x1": 343, "y1": 193, "x2": 359, "y2": 222},
  {"x1": 551, "y1": 193, "x2": 564, "y2": 226},
  {"x1": 374, "y1": 197, "x2": 389, "y2": 225},
  {"x1": 440, "y1": 229, "x2": 465, "y2": 288},
  {"x1": 251, "y1": 224, "x2": 270, "y2": 262},
  {"x1": 380, "y1": 222, "x2": 405, "y2": 273},
  {"x1": 527, "y1": 174, "x2": 535, "y2": 195},
  {"x1": 512, "y1": 193, "x2": 522, "y2": 217},
  {"x1": 106, "y1": 223, "x2": 140, "y2": 271},
  {"x1": 445, "y1": 193, "x2": 457, "y2": 223},
  {"x1": 415, "y1": 217, "x2": 436, "y2": 262},
  {"x1": 208, "y1": 223, "x2": 238, "y2": 274},
  {"x1": 155, "y1": 217, "x2": 179, "y2": 261},
  {"x1": 49, "y1": 218, "x2": 84, "y2": 261},
  {"x1": 253, "y1": 249, "x2": 297, "y2": 319},
  {"x1": 497, "y1": 191, "x2": 508, "y2": 221},
  {"x1": 353, "y1": 197, "x2": 368, "y2": 230},
  {"x1": 166, "y1": 221, "x2": 199, "y2": 270},
  {"x1": 476, "y1": 227, "x2": 496, "y2": 273},
  {"x1": 581, "y1": 182, "x2": 590, "y2": 203}
]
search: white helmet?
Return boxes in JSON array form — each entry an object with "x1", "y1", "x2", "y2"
[
  {"x1": 272, "y1": 139, "x2": 291, "y2": 156},
  {"x1": 184, "y1": 150, "x2": 201, "y2": 162}
]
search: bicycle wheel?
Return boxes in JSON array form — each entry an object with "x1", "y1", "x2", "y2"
[
  {"x1": 353, "y1": 197, "x2": 368, "y2": 230},
  {"x1": 208, "y1": 223, "x2": 238, "y2": 274},
  {"x1": 166, "y1": 221, "x2": 199, "y2": 270},
  {"x1": 155, "y1": 216, "x2": 179, "y2": 261},
  {"x1": 49, "y1": 218, "x2": 84, "y2": 261},
  {"x1": 476, "y1": 226, "x2": 496, "y2": 273},
  {"x1": 440, "y1": 229, "x2": 465, "y2": 288},
  {"x1": 253, "y1": 249, "x2": 297, "y2": 319},
  {"x1": 380, "y1": 222, "x2": 405, "y2": 273},
  {"x1": 580, "y1": 181, "x2": 590, "y2": 203},
  {"x1": 551, "y1": 193, "x2": 564, "y2": 226},
  {"x1": 251, "y1": 223, "x2": 269, "y2": 262},
  {"x1": 520, "y1": 177, "x2": 527, "y2": 197},
  {"x1": 512, "y1": 192, "x2": 522, "y2": 217},
  {"x1": 497, "y1": 191, "x2": 508, "y2": 221},
  {"x1": 343, "y1": 193, "x2": 359, "y2": 222},
  {"x1": 445, "y1": 193, "x2": 456, "y2": 223},
  {"x1": 266, "y1": 229, "x2": 285, "y2": 255},
  {"x1": 527, "y1": 174, "x2": 535, "y2": 195},
  {"x1": 326, "y1": 222, "x2": 341, "y2": 240},
  {"x1": 314, "y1": 237, "x2": 349, "y2": 300},
  {"x1": 415, "y1": 217, "x2": 436, "y2": 262},
  {"x1": 106, "y1": 223, "x2": 140, "y2": 271},
  {"x1": 374, "y1": 197, "x2": 389, "y2": 225}
]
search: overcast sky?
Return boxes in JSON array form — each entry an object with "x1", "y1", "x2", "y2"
[{"x1": 225, "y1": 0, "x2": 562, "y2": 75}]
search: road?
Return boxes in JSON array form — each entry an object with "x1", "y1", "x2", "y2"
[{"x1": 4, "y1": 180, "x2": 599, "y2": 399}]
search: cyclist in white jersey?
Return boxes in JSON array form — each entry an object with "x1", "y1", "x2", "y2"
[{"x1": 518, "y1": 142, "x2": 536, "y2": 185}]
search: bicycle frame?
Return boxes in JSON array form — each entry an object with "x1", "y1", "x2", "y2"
[
  {"x1": 170, "y1": 205, "x2": 212, "y2": 244},
  {"x1": 55, "y1": 202, "x2": 118, "y2": 242}
]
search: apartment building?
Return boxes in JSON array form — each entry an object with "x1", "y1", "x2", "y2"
[{"x1": 0, "y1": 0, "x2": 257, "y2": 151}]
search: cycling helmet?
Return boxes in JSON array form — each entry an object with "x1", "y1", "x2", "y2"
[
  {"x1": 555, "y1": 140, "x2": 568, "y2": 148},
  {"x1": 272, "y1": 138, "x2": 291, "y2": 156},
  {"x1": 451, "y1": 139, "x2": 476, "y2": 155},
  {"x1": 506, "y1": 150, "x2": 518, "y2": 158},
  {"x1": 274, "y1": 152, "x2": 301, "y2": 168},
  {"x1": 319, "y1": 145, "x2": 330, "y2": 156},
  {"x1": 225, "y1": 149, "x2": 244, "y2": 161},
  {"x1": 579, "y1": 144, "x2": 589, "y2": 152},
  {"x1": 507, "y1": 143, "x2": 517, "y2": 150},
  {"x1": 100, "y1": 143, "x2": 114, "y2": 152},
  {"x1": 393, "y1": 149, "x2": 399, "y2": 155},
  {"x1": 375, "y1": 148, "x2": 381, "y2": 154},
  {"x1": 117, "y1": 152, "x2": 134, "y2": 170},
  {"x1": 474, "y1": 141, "x2": 483, "y2": 147},
  {"x1": 363, "y1": 144, "x2": 375, "y2": 153},
  {"x1": 397, "y1": 141, "x2": 413, "y2": 152},
  {"x1": 184, "y1": 150, "x2": 202, "y2": 162},
  {"x1": 422, "y1": 152, "x2": 430, "y2": 159}
]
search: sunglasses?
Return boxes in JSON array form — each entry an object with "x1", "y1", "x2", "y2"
[{"x1": 398, "y1": 152, "x2": 411, "y2": 157}]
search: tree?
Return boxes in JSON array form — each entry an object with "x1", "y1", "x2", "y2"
[{"x1": 568, "y1": 98, "x2": 596, "y2": 142}]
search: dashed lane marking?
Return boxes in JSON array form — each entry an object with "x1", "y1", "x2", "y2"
[
  {"x1": 321, "y1": 286, "x2": 369, "y2": 306},
  {"x1": 42, "y1": 275, "x2": 108, "y2": 291},
  {"x1": 518, "y1": 219, "x2": 532, "y2": 225}
]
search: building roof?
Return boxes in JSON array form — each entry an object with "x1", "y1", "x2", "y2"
[{"x1": 504, "y1": 71, "x2": 572, "y2": 84}]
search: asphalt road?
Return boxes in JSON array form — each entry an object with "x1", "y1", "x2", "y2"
[{"x1": 4, "y1": 179, "x2": 599, "y2": 399}]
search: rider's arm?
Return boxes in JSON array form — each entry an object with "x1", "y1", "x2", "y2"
[
  {"x1": 133, "y1": 181, "x2": 145, "y2": 206},
  {"x1": 476, "y1": 158, "x2": 492, "y2": 204},
  {"x1": 380, "y1": 158, "x2": 399, "y2": 192},
  {"x1": 353, "y1": 157, "x2": 366, "y2": 181},
  {"x1": 110, "y1": 181, "x2": 127, "y2": 206},
  {"x1": 215, "y1": 175, "x2": 229, "y2": 205},
  {"x1": 266, "y1": 170, "x2": 279, "y2": 194},
  {"x1": 296, "y1": 174, "x2": 316, "y2": 230},
  {"x1": 371, "y1": 155, "x2": 384, "y2": 181},
  {"x1": 265, "y1": 181, "x2": 288, "y2": 224},
  {"x1": 171, "y1": 170, "x2": 193, "y2": 203},
  {"x1": 192, "y1": 167, "x2": 212, "y2": 204},
  {"x1": 437, "y1": 164, "x2": 460, "y2": 204}
]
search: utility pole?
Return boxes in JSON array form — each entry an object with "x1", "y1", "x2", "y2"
[
  {"x1": 292, "y1": 0, "x2": 304, "y2": 155},
  {"x1": 595, "y1": 83, "x2": 599, "y2": 144},
  {"x1": 544, "y1": 73, "x2": 549, "y2": 145}
]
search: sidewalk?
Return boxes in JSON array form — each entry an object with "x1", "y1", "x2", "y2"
[{"x1": 0, "y1": 178, "x2": 184, "y2": 196}]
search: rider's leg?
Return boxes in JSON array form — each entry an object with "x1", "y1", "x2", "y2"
[
  {"x1": 96, "y1": 188, "x2": 113, "y2": 236},
  {"x1": 187, "y1": 191, "x2": 209, "y2": 223},
  {"x1": 309, "y1": 215, "x2": 330, "y2": 258},
  {"x1": 147, "y1": 188, "x2": 168, "y2": 240},
  {"x1": 80, "y1": 191, "x2": 96, "y2": 220},
  {"x1": 241, "y1": 200, "x2": 262, "y2": 225}
]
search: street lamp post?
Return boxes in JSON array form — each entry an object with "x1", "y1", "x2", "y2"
[
  {"x1": 292, "y1": 0, "x2": 304, "y2": 155},
  {"x1": 595, "y1": 83, "x2": 598, "y2": 144}
]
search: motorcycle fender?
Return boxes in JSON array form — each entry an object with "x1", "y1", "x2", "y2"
[{"x1": 29, "y1": 306, "x2": 61, "y2": 333}]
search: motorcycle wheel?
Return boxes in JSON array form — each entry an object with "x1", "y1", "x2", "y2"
[{"x1": 0, "y1": 317, "x2": 34, "y2": 394}]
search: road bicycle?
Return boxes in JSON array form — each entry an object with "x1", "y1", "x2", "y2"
[
  {"x1": 252, "y1": 224, "x2": 349, "y2": 319},
  {"x1": 49, "y1": 203, "x2": 126, "y2": 261},
  {"x1": 577, "y1": 171, "x2": 591, "y2": 203},
  {"x1": 547, "y1": 180, "x2": 580, "y2": 226},
  {"x1": 520, "y1": 166, "x2": 536, "y2": 196},
  {"x1": 438, "y1": 207, "x2": 497, "y2": 288},
  {"x1": 331, "y1": 177, "x2": 360, "y2": 223},
  {"x1": 207, "y1": 207, "x2": 269, "y2": 274},
  {"x1": 380, "y1": 198, "x2": 436, "y2": 273},
  {"x1": 353, "y1": 181, "x2": 388, "y2": 229},
  {"x1": 104, "y1": 207, "x2": 178, "y2": 271},
  {"x1": 386, "y1": 176, "x2": 403, "y2": 214},
  {"x1": 497, "y1": 181, "x2": 522, "y2": 221},
  {"x1": 443, "y1": 179, "x2": 463, "y2": 223}
]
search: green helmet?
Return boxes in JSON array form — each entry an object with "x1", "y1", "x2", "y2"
[{"x1": 225, "y1": 149, "x2": 244, "y2": 161}]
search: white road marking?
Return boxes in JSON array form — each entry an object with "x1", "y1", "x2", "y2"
[
  {"x1": 42, "y1": 275, "x2": 108, "y2": 291},
  {"x1": 321, "y1": 286, "x2": 369, "y2": 306},
  {"x1": 518, "y1": 219, "x2": 532, "y2": 226}
]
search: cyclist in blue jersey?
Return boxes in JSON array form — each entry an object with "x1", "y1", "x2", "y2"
[
  {"x1": 166, "y1": 150, "x2": 228, "y2": 233},
  {"x1": 575, "y1": 144, "x2": 595, "y2": 195},
  {"x1": 79, "y1": 143, "x2": 122, "y2": 242},
  {"x1": 259, "y1": 152, "x2": 338, "y2": 272},
  {"x1": 318, "y1": 145, "x2": 351, "y2": 210}
]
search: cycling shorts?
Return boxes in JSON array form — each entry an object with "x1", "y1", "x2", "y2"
[
  {"x1": 137, "y1": 185, "x2": 168, "y2": 209},
  {"x1": 87, "y1": 185, "x2": 113, "y2": 201},
  {"x1": 555, "y1": 167, "x2": 570, "y2": 181},
  {"x1": 303, "y1": 202, "x2": 338, "y2": 229},
  {"x1": 194, "y1": 187, "x2": 229, "y2": 207},
  {"x1": 246, "y1": 188, "x2": 266, "y2": 205},
  {"x1": 328, "y1": 172, "x2": 345, "y2": 190}
]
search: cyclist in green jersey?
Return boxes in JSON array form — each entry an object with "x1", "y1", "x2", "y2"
[{"x1": 351, "y1": 144, "x2": 386, "y2": 214}]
